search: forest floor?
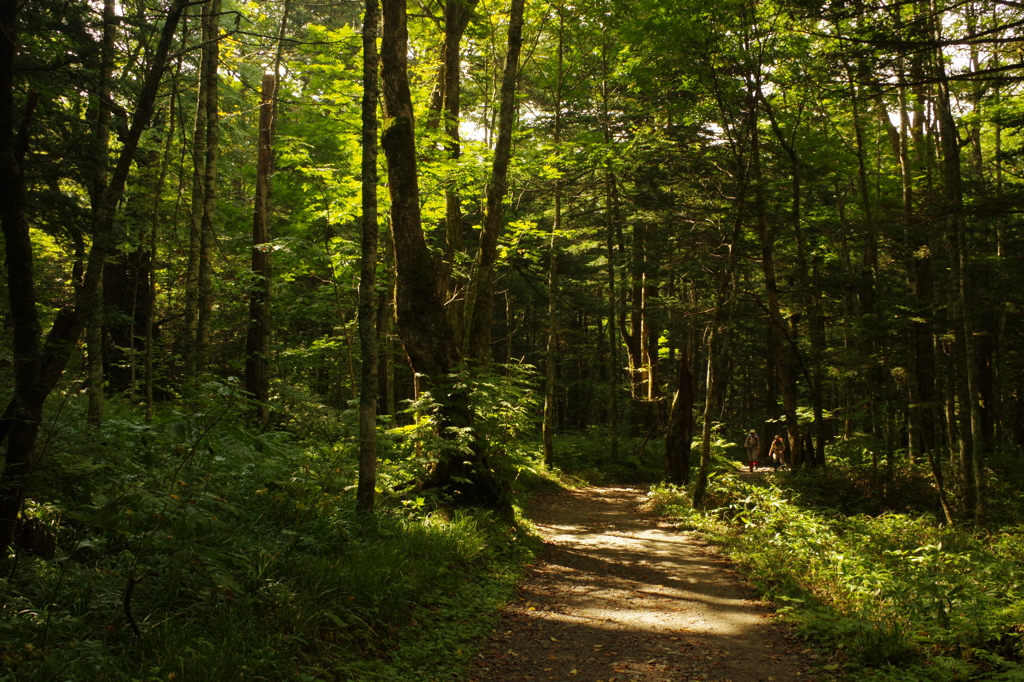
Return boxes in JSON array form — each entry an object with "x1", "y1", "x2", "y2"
[{"x1": 473, "y1": 483, "x2": 820, "y2": 682}]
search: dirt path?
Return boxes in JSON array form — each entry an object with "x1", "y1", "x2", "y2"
[{"x1": 475, "y1": 485, "x2": 818, "y2": 682}]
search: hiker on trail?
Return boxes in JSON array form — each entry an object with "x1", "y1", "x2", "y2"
[
  {"x1": 744, "y1": 430, "x2": 760, "y2": 472},
  {"x1": 769, "y1": 435, "x2": 785, "y2": 469}
]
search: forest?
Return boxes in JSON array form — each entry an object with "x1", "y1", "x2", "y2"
[{"x1": 2, "y1": 0, "x2": 1024, "y2": 678}]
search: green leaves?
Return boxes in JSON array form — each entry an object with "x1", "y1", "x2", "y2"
[{"x1": 653, "y1": 469, "x2": 1024, "y2": 679}]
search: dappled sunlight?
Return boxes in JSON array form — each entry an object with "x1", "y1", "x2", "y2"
[{"x1": 480, "y1": 486, "x2": 816, "y2": 681}]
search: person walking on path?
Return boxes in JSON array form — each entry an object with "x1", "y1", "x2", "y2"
[
  {"x1": 744, "y1": 430, "x2": 760, "y2": 471},
  {"x1": 769, "y1": 435, "x2": 785, "y2": 470}
]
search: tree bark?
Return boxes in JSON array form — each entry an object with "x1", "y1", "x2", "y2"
[
  {"x1": 183, "y1": 2, "x2": 206, "y2": 383},
  {"x1": 693, "y1": 330, "x2": 719, "y2": 508},
  {"x1": 464, "y1": 0, "x2": 525, "y2": 365},
  {"x1": 146, "y1": 82, "x2": 177, "y2": 421},
  {"x1": 380, "y1": 0, "x2": 507, "y2": 509},
  {"x1": 86, "y1": 0, "x2": 118, "y2": 426},
  {"x1": 380, "y1": 0, "x2": 459, "y2": 385},
  {"x1": 356, "y1": 0, "x2": 380, "y2": 514},
  {"x1": 196, "y1": 0, "x2": 220, "y2": 374},
  {"x1": 751, "y1": 95, "x2": 801, "y2": 467},
  {"x1": 542, "y1": 8, "x2": 564, "y2": 468},
  {"x1": 435, "y1": 0, "x2": 477, "y2": 314},
  {"x1": 932, "y1": 4, "x2": 984, "y2": 521},
  {"x1": 665, "y1": 348, "x2": 694, "y2": 486},
  {"x1": 246, "y1": 73, "x2": 274, "y2": 430}
]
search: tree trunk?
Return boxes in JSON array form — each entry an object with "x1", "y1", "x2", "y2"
[
  {"x1": 380, "y1": 0, "x2": 459, "y2": 385},
  {"x1": 87, "y1": 287, "x2": 105, "y2": 425},
  {"x1": 542, "y1": 9, "x2": 563, "y2": 469},
  {"x1": 846, "y1": 61, "x2": 884, "y2": 447},
  {"x1": 381, "y1": 0, "x2": 506, "y2": 508},
  {"x1": 0, "y1": 0, "x2": 42, "y2": 547},
  {"x1": 86, "y1": 0, "x2": 117, "y2": 425},
  {"x1": 183, "y1": 6, "x2": 206, "y2": 383},
  {"x1": 665, "y1": 348, "x2": 694, "y2": 486},
  {"x1": 246, "y1": 73, "x2": 274, "y2": 429},
  {"x1": 435, "y1": 0, "x2": 477, "y2": 315},
  {"x1": 196, "y1": 0, "x2": 219, "y2": 373},
  {"x1": 356, "y1": 0, "x2": 380, "y2": 514},
  {"x1": 464, "y1": 0, "x2": 525, "y2": 365},
  {"x1": 932, "y1": 9, "x2": 984, "y2": 521},
  {"x1": 606, "y1": 170, "x2": 620, "y2": 458},
  {"x1": 693, "y1": 331, "x2": 719, "y2": 508},
  {"x1": 146, "y1": 87, "x2": 176, "y2": 421},
  {"x1": 751, "y1": 98, "x2": 801, "y2": 467}
]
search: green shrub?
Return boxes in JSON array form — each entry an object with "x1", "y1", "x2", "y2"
[
  {"x1": 648, "y1": 469, "x2": 1024, "y2": 680},
  {"x1": 0, "y1": 379, "x2": 534, "y2": 681}
]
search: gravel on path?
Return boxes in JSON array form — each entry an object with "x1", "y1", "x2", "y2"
[{"x1": 473, "y1": 485, "x2": 818, "y2": 682}]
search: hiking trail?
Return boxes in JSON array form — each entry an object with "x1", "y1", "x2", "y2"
[{"x1": 476, "y1": 485, "x2": 819, "y2": 682}]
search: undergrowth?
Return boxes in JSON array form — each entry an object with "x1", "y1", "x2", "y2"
[
  {"x1": 547, "y1": 425, "x2": 669, "y2": 485},
  {"x1": 0, "y1": 375, "x2": 544, "y2": 681},
  {"x1": 648, "y1": 462, "x2": 1024, "y2": 682}
]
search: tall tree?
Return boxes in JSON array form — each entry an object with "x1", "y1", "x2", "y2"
[
  {"x1": 195, "y1": 0, "x2": 220, "y2": 373},
  {"x1": 464, "y1": 0, "x2": 525, "y2": 364},
  {"x1": 246, "y1": 73, "x2": 275, "y2": 429},
  {"x1": 0, "y1": 0, "x2": 191, "y2": 545},
  {"x1": 86, "y1": 0, "x2": 118, "y2": 426},
  {"x1": 542, "y1": 6, "x2": 565, "y2": 467},
  {"x1": 356, "y1": 0, "x2": 381, "y2": 514}
]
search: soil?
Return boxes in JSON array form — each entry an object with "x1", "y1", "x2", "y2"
[{"x1": 473, "y1": 485, "x2": 819, "y2": 682}]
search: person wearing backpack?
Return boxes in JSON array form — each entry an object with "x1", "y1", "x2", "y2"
[
  {"x1": 744, "y1": 430, "x2": 760, "y2": 471},
  {"x1": 769, "y1": 435, "x2": 786, "y2": 470}
]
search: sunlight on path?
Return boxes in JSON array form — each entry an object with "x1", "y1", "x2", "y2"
[{"x1": 476, "y1": 486, "x2": 816, "y2": 682}]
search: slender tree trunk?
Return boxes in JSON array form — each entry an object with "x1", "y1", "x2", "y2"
[
  {"x1": 810, "y1": 256, "x2": 827, "y2": 466},
  {"x1": 435, "y1": 0, "x2": 477, "y2": 317},
  {"x1": 600, "y1": 38, "x2": 620, "y2": 457},
  {"x1": 606, "y1": 173, "x2": 620, "y2": 458},
  {"x1": 246, "y1": 73, "x2": 274, "y2": 429},
  {"x1": 752, "y1": 97, "x2": 801, "y2": 466},
  {"x1": 464, "y1": 0, "x2": 525, "y2": 364},
  {"x1": 665, "y1": 348, "x2": 694, "y2": 486},
  {"x1": 846, "y1": 61, "x2": 884, "y2": 445},
  {"x1": 196, "y1": 0, "x2": 219, "y2": 373},
  {"x1": 183, "y1": 4, "x2": 207, "y2": 382},
  {"x1": 243, "y1": 0, "x2": 289, "y2": 427},
  {"x1": 762, "y1": 92, "x2": 815, "y2": 466},
  {"x1": 693, "y1": 331, "x2": 718, "y2": 508},
  {"x1": 542, "y1": 9, "x2": 563, "y2": 468},
  {"x1": 693, "y1": 205, "x2": 744, "y2": 507},
  {"x1": 356, "y1": 0, "x2": 380, "y2": 514},
  {"x1": 86, "y1": 0, "x2": 117, "y2": 426},
  {"x1": 932, "y1": 9, "x2": 984, "y2": 521},
  {"x1": 620, "y1": 221, "x2": 647, "y2": 412},
  {"x1": 145, "y1": 93, "x2": 175, "y2": 421},
  {"x1": 87, "y1": 286, "x2": 105, "y2": 425}
]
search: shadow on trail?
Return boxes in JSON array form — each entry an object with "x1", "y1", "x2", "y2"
[
  {"x1": 477, "y1": 485, "x2": 817, "y2": 682},
  {"x1": 539, "y1": 543, "x2": 761, "y2": 616}
]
